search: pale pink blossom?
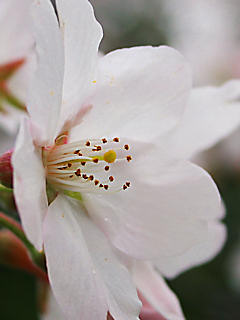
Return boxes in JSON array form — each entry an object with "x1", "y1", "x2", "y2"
[{"x1": 12, "y1": 0, "x2": 231, "y2": 319}]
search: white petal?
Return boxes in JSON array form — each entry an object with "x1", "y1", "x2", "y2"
[
  {"x1": 12, "y1": 118, "x2": 48, "y2": 250},
  {"x1": 133, "y1": 262, "x2": 185, "y2": 320},
  {"x1": 28, "y1": 0, "x2": 64, "y2": 145},
  {"x1": 56, "y1": 0, "x2": 103, "y2": 128},
  {"x1": 162, "y1": 80, "x2": 240, "y2": 159},
  {"x1": 83, "y1": 149, "x2": 222, "y2": 260},
  {"x1": 156, "y1": 222, "x2": 226, "y2": 279},
  {"x1": 43, "y1": 195, "x2": 141, "y2": 320},
  {"x1": 0, "y1": 0, "x2": 33, "y2": 64},
  {"x1": 72, "y1": 46, "x2": 192, "y2": 142},
  {"x1": 42, "y1": 289, "x2": 65, "y2": 320}
]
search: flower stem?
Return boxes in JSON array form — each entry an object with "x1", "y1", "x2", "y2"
[{"x1": 0, "y1": 212, "x2": 46, "y2": 272}]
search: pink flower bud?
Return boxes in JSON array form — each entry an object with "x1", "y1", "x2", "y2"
[
  {"x1": 0, "y1": 227, "x2": 48, "y2": 283},
  {"x1": 0, "y1": 149, "x2": 13, "y2": 188}
]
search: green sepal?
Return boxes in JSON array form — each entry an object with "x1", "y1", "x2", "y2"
[
  {"x1": 63, "y1": 190, "x2": 83, "y2": 201},
  {"x1": 0, "y1": 183, "x2": 12, "y2": 193}
]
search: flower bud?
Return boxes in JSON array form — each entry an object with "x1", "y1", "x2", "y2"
[
  {"x1": 0, "y1": 229, "x2": 48, "y2": 282},
  {"x1": 0, "y1": 149, "x2": 13, "y2": 188}
]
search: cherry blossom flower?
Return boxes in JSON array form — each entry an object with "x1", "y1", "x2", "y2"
[
  {"x1": 12, "y1": 0, "x2": 229, "y2": 319},
  {"x1": 0, "y1": 0, "x2": 33, "y2": 134}
]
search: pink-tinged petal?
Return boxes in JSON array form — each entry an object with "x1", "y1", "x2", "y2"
[
  {"x1": 0, "y1": 0, "x2": 33, "y2": 64},
  {"x1": 56, "y1": 0, "x2": 103, "y2": 128},
  {"x1": 12, "y1": 118, "x2": 48, "y2": 250},
  {"x1": 140, "y1": 294, "x2": 165, "y2": 320},
  {"x1": 134, "y1": 262, "x2": 185, "y2": 320},
  {"x1": 156, "y1": 222, "x2": 226, "y2": 279},
  {"x1": 162, "y1": 80, "x2": 240, "y2": 159},
  {"x1": 83, "y1": 146, "x2": 222, "y2": 260},
  {"x1": 73, "y1": 46, "x2": 192, "y2": 142},
  {"x1": 44, "y1": 195, "x2": 141, "y2": 320},
  {"x1": 28, "y1": 0, "x2": 64, "y2": 145}
]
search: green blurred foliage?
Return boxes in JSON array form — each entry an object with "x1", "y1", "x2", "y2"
[{"x1": 0, "y1": 265, "x2": 39, "y2": 320}]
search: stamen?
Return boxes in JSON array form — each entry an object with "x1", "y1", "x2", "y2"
[
  {"x1": 75, "y1": 169, "x2": 81, "y2": 177},
  {"x1": 45, "y1": 137, "x2": 132, "y2": 194},
  {"x1": 126, "y1": 155, "x2": 132, "y2": 162}
]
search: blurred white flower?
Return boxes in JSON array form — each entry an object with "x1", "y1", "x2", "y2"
[
  {"x1": 0, "y1": 0, "x2": 33, "y2": 134},
  {"x1": 162, "y1": 0, "x2": 240, "y2": 86},
  {"x1": 160, "y1": 0, "x2": 240, "y2": 170},
  {"x1": 11, "y1": 0, "x2": 233, "y2": 319}
]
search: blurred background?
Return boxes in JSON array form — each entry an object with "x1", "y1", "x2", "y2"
[{"x1": 1, "y1": 0, "x2": 240, "y2": 318}]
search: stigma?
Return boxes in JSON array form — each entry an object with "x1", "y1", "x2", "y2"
[{"x1": 44, "y1": 137, "x2": 132, "y2": 194}]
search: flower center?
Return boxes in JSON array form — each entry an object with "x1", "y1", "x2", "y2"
[{"x1": 44, "y1": 137, "x2": 132, "y2": 194}]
